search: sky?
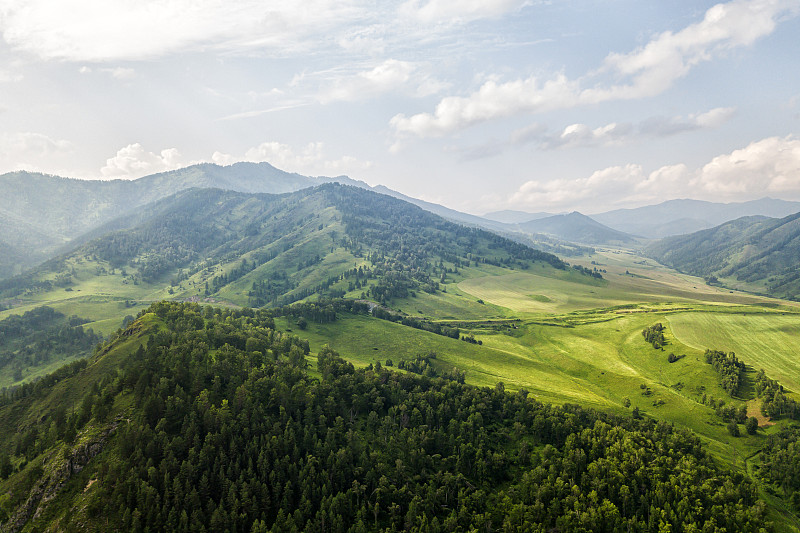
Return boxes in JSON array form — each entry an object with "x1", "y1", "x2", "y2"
[{"x1": 0, "y1": 0, "x2": 799, "y2": 215}]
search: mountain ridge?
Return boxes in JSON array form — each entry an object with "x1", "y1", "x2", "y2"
[
  {"x1": 517, "y1": 211, "x2": 637, "y2": 245},
  {"x1": 647, "y1": 211, "x2": 800, "y2": 300},
  {"x1": 592, "y1": 197, "x2": 800, "y2": 238}
]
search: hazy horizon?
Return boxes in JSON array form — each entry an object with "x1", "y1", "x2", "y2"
[{"x1": 1, "y1": 0, "x2": 799, "y2": 215}]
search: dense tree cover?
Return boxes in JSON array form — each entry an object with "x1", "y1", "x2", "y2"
[
  {"x1": 0, "y1": 358, "x2": 87, "y2": 407},
  {"x1": 704, "y1": 349, "x2": 744, "y2": 397},
  {"x1": 754, "y1": 369, "x2": 800, "y2": 420},
  {"x1": 2, "y1": 302, "x2": 771, "y2": 532},
  {"x1": 647, "y1": 212, "x2": 800, "y2": 300},
  {"x1": 3, "y1": 184, "x2": 580, "y2": 311},
  {"x1": 641, "y1": 323, "x2": 665, "y2": 349},
  {"x1": 0, "y1": 306, "x2": 102, "y2": 384},
  {"x1": 326, "y1": 185, "x2": 566, "y2": 271},
  {"x1": 757, "y1": 426, "x2": 800, "y2": 513},
  {"x1": 269, "y1": 299, "x2": 371, "y2": 325}
]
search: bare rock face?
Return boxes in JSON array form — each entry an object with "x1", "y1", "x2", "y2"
[{"x1": 6, "y1": 424, "x2": 116, "y2": 533}]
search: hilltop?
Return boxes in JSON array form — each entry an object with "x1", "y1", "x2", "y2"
[
  {"x1": 0, "y1": 164, "x2": 368, "y2": 274},
  {"x1": 517, "y1": 211, "x2": 636, "y2": 245}
]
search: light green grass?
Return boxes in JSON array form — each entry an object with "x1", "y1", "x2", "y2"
[{"x1": 668, "y1": 311, "x2": 800, "y2": 394}]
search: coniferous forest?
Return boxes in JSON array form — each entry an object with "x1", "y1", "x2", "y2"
[{"x1": 0, "y1": 303, "x2": 773, "y2": 532}]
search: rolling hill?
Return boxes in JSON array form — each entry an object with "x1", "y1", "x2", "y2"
[
  {"x1": 0, "y1": 301, "x2": 769, "y2": 532},
  {"x1": 647, "y1": 211, "x2": 800, "y2": 300},
  {"x1": 1, "y1": 184, "x2": 568, "y2": 310},
  {"x1": 517, "y1": 211, "x2": 636, "y2": 245},
  {"x1": 0, "y1": 164, "x2": 372, "y2": 275}
]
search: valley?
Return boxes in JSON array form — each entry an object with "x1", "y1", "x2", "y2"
[{"x1": 0, "y1": 180, "x2": 799, "y2": 531}]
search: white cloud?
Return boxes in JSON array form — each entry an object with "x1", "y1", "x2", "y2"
[
  {"x1": 400, "y1": 0, "x2": 529, "y2": 24},
  {"x1": 0, "y1": 132, "x2": 73, "y2": 172},
  {"x1": 392, "y1": 0, "x2": 797, "y2": 138},
  {"x1": 538, "y1": 122, "x2": 633, "y2": 150},
  {"x1": 391, "y1": 74, "x2": 579, "y2": 137},
  {"x1": 694, "y1": 136, "x2": 800, "y2": 195},
  {"x1": 211, "y1": 151, "x2": 236, "y2": 165},
  {"x1": 590, "y1": 0, "x2": 794, "y2": 101},
  {"x1": 244, "y1": 141, "x2": 324, "y2": 169},
  {"x1": 508, "y1": 135, "x2": 800, "y2": 212},
  {"x1": 0, "y1": 68, "x2": 23, "y2": 83},
  {"x1": 0, "y1": 0, "x2": 524, "y2": 63},
  {"x1": 102, "y1": 67, "x2": 136, "y2": 80},
  {"x1": 322, "y1": 60, "x2": 417, "y2": 102},
  {"x1": 241, "y1": 140, "x2": 371, "y2": 175},
  {"x1": 100, "y1": 143, "x2": 183, "y2": 179},
  {"x1": 0, "y1": 0, "x2": 369, "y2": 62},
  {"x1": 460, "y1": 107, "x2": 736, "y2": 159}
]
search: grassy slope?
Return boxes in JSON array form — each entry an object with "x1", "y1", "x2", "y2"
[{"x1": 3, "y1": 243, "x2": 800, "y2": 529}]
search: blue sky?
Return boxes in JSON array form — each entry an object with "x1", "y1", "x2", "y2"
[{"x1": 0, "y1": 0, "x2": 798, "y2": 214}]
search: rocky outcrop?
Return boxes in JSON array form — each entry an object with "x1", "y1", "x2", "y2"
[{"x1": 6, "y1": 424, "x2": 116, "y2": 533}]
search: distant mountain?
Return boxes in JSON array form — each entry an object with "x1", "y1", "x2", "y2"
[
  {"x1": 0, "y1": 164, "x2": 515, "y2": 278},
  {"x1": 482, "y1": 210, "x2": 553, "y2": 224},
  {"x1": 517, "y1": 212, "x2": 636, "y2": 245},
  {"x1": 0, "y1": 164, "x2": 374, "y2": 276},
  {"x1": 0, "y1": 240, "x2": 24, "y2": 280},
  {"x1": 647, "y1": 212, "x2": 800, "y2": 300},
  {"x1": 592, "y1": 198, "x2": 800, "y2": 238},
  {"x1": 1, "y1": 185, "x2": 567, "y2": 308}
]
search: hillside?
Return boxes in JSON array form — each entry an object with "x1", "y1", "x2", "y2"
[
  {"x1": 0, "y1": 164, "x2": 370, "y2": 275},
  {"x1": 517, "y1": 211, "x2": 636, "y2": 244},
  {"x1": 0, "y1": 184, "x2": 567, "y2": 311},
  {"x1": 0, "y1": 302, "x2": 769, "y2": 532},
  {"x1": 647, "y1": 212, "x2": 800, "y2": 300},
  {"x1": 593, "y1": 197, "x2": 800, "y2": 238}
]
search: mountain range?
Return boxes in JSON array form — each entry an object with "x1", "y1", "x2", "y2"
[
  {"x1": 4, "y1": 163, "x2": 800, "y2": 284},
  {"x1": 0, "y1": 184, "x2": 567, "y2": 312},
  {"x1": 647, "y1": 211, "x2": 800, "y2": 300}
]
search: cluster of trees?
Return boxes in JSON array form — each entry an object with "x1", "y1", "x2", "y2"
[
  {"x1": 269, "y1": 299, "x2": 371, "y2": 325},
  {"x1": 0, "y1": 301, "x2": 772, "y2": 532},
  {"x1": 394, "y1": 352, "x2": 466, "y2": 383},
  {"x1": 571, "y1": 264, "x2": 604, "y2": 279},
  {"x1": 461, "y1": 333, "x2": 482, "y2": 345},
  {"x1": 396, "y1": 352, "x2": 438, "y2": 377},
  {"x1": 209, "y1": 258, "x2": 258, "y2": 293},
  {"x1": 641, "y1": 323, "x2": 665, "y2": 349},
  {"x1": 369, "y1": 305, "x2": 461, "y2": 340},
  {"x1": 0, "y1": 306, "x2": 102, "y2": 383},
  {"x1": 0, "y1": 358, "x2": 87, "y2": 408},
  {"x1": 754, "y1": 369, "x2": 800, "y2": 420},
  {"x1": 249, "y1": 274, "x2": 295, "y2": 307},
  {"x1": 704, "y1": 349, "x2": 745, "y2": 397},
  {"x1": 756, "y1": 426, "x2": 800, "y2": 511}
]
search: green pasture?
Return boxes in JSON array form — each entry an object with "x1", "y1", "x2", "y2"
[
  {"x1": 668, "y1": 311, "x2": 800, "y2": 395},
  {"x1": 457, "y1": 249, "x2": 786, "y2": 315}
]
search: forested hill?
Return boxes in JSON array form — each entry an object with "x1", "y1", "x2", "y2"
[
  {"x1": 0, "y1": 184, "x2": 567, "y2": 308},
  {"x1": 518, "y1": 211, "x2": 636, "y2": 245},
  {"x1": 647, "y1": 211, "x2": 800, "y2": 300},
  {"x1": 0, "y1": 163, "x2": 367, "y2": 274},
  {"x1": 0, "y1": 301, "x2": 769, "y2": 532}
]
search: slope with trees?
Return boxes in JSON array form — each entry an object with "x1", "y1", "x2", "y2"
[
  {"x1": 647, "y1": 211, "x2": 800, "y2": 300},
  {"x1": 0, "y1": 184, "x2": 571, "y2": 312},
  {"x1": 0, "y1": 302, "x2": 772, "y2": 532}
]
